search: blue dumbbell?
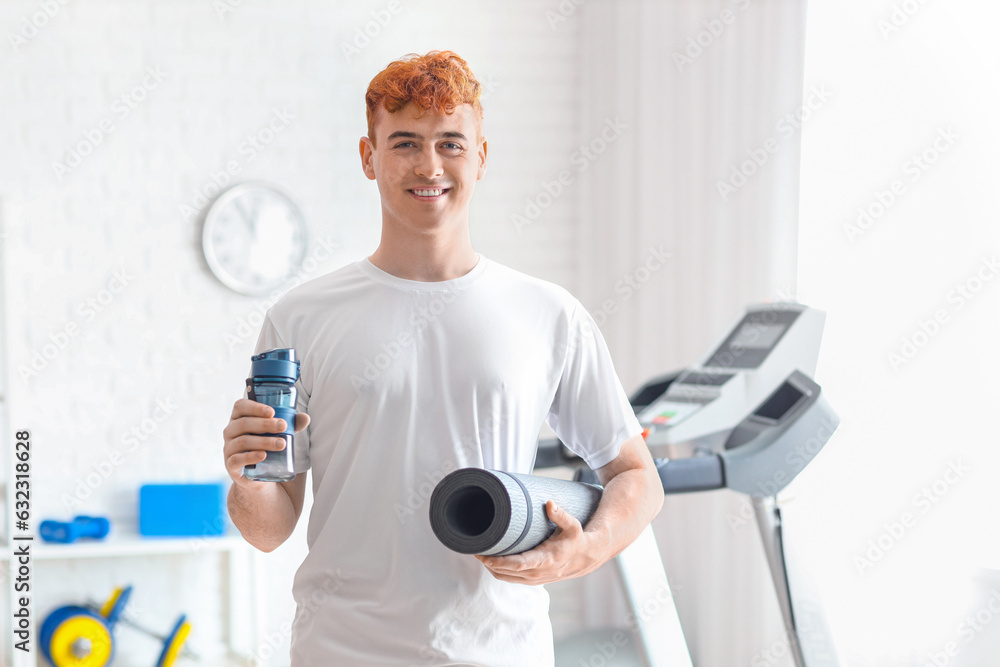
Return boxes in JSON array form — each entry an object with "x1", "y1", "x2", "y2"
[{"x1": 39, "y1": 516, "x2": 111, "y2": 543}]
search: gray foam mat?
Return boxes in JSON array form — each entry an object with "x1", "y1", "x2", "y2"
[{"x1": 429, "y1": 468, "x2": 603, "y2": 555}]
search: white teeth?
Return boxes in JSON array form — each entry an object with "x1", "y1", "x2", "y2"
[{"x1": 412, "y1": 189, "x2": 444, "y2": 197}]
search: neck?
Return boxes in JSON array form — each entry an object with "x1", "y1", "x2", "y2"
[{"x1": 368, "y1": 218, "x2": 478, "y2": 282}]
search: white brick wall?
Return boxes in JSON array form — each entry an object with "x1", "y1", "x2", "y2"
[{"x1": 0, "y1": 1, "x2": 585, "y2": 663}]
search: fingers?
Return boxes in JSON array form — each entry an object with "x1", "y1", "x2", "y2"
[
  {"x1": 226, "y1": 400, "x2": 309, "y2": 438},
  {"x1": 478, "y1": 550, "x2": 554, "y2": 585},
  {"x1": 482, "y1": 570, "x2": 537, "y2": 585},
  {"x1": 224, "y1": 398, "x2": 300, "y2": 484},
  {"x1": 226, "y1": 450, "x2": 267, "y2": 479},
  {"x1": 477, "y1": 544, "x2": 551, "y2": 580},
  {"x1": 475, "y1": 503, "x2": 588, "y2": 585},
  {"x1": 231, "y1": 398, "x2": 274, "y2": 420},
  {"x1": 477, "y1": 551, "x2": 535, "y2": 571},
  {"x1": 294, "y1": 412, "x2": 310, "y2": 433},
  {"x1": 224, "y1": 416, "x2": 287, "y2": 440},
  {"x1": 224, "y1": 433, "x2": 286, "y2": 456},
  {"x1": 545, "y1": 501, "x2": 582, "y2": 537}
]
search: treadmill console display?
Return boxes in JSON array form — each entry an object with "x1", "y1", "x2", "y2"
[
  {"x1": 752, "y1": 381, "x2": 806, "y2": 423},
  {"x1": 732, "y1": 323, "x2": 786, "y2": 349},
  {"x1": 676, "y1": 371, "x2": 735, "y2": 386},
  {"x1": 638, "y1": 302, "x2": 825, "y2": 452},
  {"x1": 705, "y1": 310, "x2": 800, "y2": 370}
]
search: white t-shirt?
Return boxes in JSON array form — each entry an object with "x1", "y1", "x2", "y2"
[{"x1": 254, "y1": 255, "x2": 642, "y2": 667}]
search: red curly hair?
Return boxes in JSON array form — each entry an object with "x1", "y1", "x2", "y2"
[{"x1": 365, "y1": 50, "x2": 483, "y2": 147}]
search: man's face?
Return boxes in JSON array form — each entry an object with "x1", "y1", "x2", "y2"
[{"x1": 360, "y1": 101, "x2": 487, "y2": 233}]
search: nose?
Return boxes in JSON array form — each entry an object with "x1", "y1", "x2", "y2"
[{"x1": 413, "y1": 146, "x2": 444, "y2": 180}]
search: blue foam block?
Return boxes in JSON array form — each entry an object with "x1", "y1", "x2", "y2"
[{"x1": 139, "y1": 482, "x2": 228, "y2": 537}]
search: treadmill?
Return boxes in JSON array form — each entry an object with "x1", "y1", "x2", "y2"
[{"x1": 536, "y1": 302, "x2": 840, "y2": 667}]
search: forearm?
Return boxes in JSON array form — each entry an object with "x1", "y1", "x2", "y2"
[
  {"x1": 476, "y1": 435, "x2": 664, "y2": 584},
  {"x1": 586, "y1": 460, "x2": 664, "y2": 559},
  {"x1": 227, "y1": 480, "x2": 299, "y2": 552}
]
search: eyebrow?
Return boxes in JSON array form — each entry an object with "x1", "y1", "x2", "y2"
[{"x1": 385, "y1": 130, "x2": 469, "y2": 142}]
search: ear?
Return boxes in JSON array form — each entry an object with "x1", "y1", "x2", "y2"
[
  {"x1": 477, "y1": 136, "x2": 488, "y2": 181},
  {"x1": 359, "y1": 137, "x2": 377, "y2": 181}
]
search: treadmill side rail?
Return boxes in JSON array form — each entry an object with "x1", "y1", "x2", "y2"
[
  {"x1": 614, "y1": 525, "x2": 694, "y2": 667},
  {"x1": 754, "y1": 496, "x2": 840, "y2": 667}
]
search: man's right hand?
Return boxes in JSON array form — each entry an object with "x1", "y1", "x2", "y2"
[{"x1": 223, "y1": 398, "x2": 311, "y2": 488}]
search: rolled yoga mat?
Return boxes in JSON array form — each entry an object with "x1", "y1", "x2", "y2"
[{"x1": 429, "y1": 468, "x2": 603, "y2": 556}]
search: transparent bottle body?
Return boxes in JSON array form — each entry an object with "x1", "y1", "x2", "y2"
[
  {"x1": 252, "y1": 382, "x2": 297, "y2": 408},
  {"x1": 244, "y1": 380, "x2": 298, "y2": 482}
]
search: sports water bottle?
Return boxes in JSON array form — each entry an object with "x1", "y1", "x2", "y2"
[{"x1": 243, "y1": 348, "x2": 301, "y2": 482}]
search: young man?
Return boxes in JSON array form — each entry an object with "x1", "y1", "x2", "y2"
[{"x1": 223, "y1": 50, "x2": 662, "y2": 666}]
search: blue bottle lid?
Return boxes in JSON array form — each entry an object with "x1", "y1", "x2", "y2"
[{"x1": 250, "y1": 348, "x2": 300, "y2": 382}]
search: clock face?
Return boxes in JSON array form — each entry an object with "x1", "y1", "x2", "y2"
[{"x1": 202, "y1": 183, "x2": 308, "y2": 295}]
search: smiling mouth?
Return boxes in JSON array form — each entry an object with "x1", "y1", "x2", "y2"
[{"x1": 409, "y1": 188, "x2": 450, "y2": 200}]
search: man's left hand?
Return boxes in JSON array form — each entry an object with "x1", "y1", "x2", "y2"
[{"x1": 475, "y1": 500, "x2": 608, "y2": 585}]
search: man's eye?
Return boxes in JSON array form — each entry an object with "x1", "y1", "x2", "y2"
[
  {"x1": 442, "y1": 142, "x2": 462, "y2": 150},
  {"x1": 394, "y1": 141, "x2": 415, "y2": 148}
]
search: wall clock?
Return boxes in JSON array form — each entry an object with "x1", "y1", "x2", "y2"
[{"x1": 201, "y1": 182, "x2": 309, "y2": 295}]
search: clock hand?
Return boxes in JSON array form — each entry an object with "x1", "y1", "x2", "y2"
[{"x1": 233, "y1": 198, "x2": 257, "y2": 235}]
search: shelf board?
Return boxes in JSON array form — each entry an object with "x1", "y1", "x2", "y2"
[{"x1": 0, "y1": 532, "x2": 249, "y2": 560}]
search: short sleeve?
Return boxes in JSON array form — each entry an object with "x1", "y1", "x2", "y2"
[
  {"x1": 545, "y1": 301, "x2": 643, "y2": 470},
  {"x1": 253, "y1": 313, "x2": 311, "y2": 472}
]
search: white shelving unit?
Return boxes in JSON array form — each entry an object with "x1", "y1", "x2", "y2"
[
  {"x1": 11, "y1": 532, "x2": 248, "y2": 560},
  {"x1": 0, "y1": 532, "x2": 261, "y2": 666},
  {"x1": 0, "y1": 201, "x2": 260, "y2": 665}
]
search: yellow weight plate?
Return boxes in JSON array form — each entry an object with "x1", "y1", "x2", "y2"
[
  {"x1": 49, "y1": 615, "x2": 113, "y2": 667},
  {"x1": 98, "y1": 587, "x2": 123, "y2": 619},
  {"x1": 159, "y1": 622, "x2": 191, "y2": 667}
]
